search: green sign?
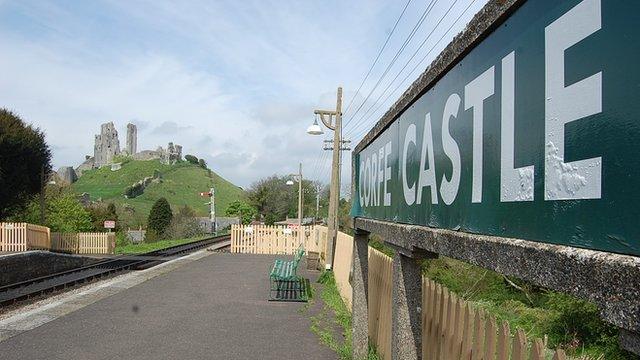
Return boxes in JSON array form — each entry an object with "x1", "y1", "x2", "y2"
[{"x1": 353, "y1": 0, "x2": 640, "y2": 256}]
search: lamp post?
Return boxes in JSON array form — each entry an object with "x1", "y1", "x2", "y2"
[
  {"x1": 286, "y1": 162, "x2": 303, "y2": 245},
  {"x1": 307, "y1": 87, "x2": 349, "y2": 270}
]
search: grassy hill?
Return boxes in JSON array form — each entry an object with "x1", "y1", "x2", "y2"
[{"x1": 72, "y1": 159, "x2": 244, "y2": 227}]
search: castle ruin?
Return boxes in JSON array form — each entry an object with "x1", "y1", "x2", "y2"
[
  {"x1": 125, "y1": 123, "x2": 137, "y2": 155},
  {"x1": 74, "y1": 122, "x2": 183, "y2": 176},
  {"x1": 93, "y1": 122, "x2": 120, "y2": 168}
]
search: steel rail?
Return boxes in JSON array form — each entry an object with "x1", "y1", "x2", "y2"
[{"x1": 0, "y1": 234, "x2": 230, "y2": 307}]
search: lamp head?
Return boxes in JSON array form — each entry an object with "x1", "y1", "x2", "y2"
[{"x1": 306, "y1": 116, "x2": 324, "y2": 135}]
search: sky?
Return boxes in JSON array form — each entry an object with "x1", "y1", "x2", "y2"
[{"x1": 0, "y1": 0, "x2": 488, "y2": 191}]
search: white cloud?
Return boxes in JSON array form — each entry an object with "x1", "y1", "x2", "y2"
[{"x1": 0, "y1": 0, "x2": 489, "y2": 188}]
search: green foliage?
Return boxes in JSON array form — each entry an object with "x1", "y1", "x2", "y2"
[
  {"x1": 87, "y1": 202, "x2": 118, "y2": 231},
  {"x1": 45, "y1": 194, "x2": 93, "y2": 232},
  {"x1": 225, "y1": 200, "x2": 257, "y2": 225},
  {"x1": 124, "y1": 182, "x2": 144, "y2": 198},
  {"x1": 368, "y1": 235, "x2": 394, "y2": 258},
  {"x1": 146, "y1": 197, "x2": 172, "y2": 241},
  {"x1": 10, "y1": 187, "x2": 92, "y2": 233},
  {"x1": 247, "y1": 175, "x2": 325, "y2": 223},
  {"x1": 338, "y1": 198, "x2": 352, "y2": 234},
  {"x1": 71, "y1": 160, "x2": 244, "y2": 228},
  {"x1": 198, "y1": 158, "x2": 207, "y2": 169},
  {"x1": 184, "y1": 154, "x2": 198, "y2": 164},
  {"x1": 421, "y1": 256, "x2": 636, "y2": 359},
  {"x1": 311, "y1": 271, "x2": 379, "y2": 360},
  {"x1": 0, "y1": 109, "x2": 52, "y2": 219},
  {"x1": 165, "y1": 205, "x2": 204, "y2": 239},
  {"x1": 115, "y1": 231, "x2": 130, "y2": 248}
]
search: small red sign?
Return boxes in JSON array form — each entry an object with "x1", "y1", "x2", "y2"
[
  {"x1": 199, "y1": 192, "x2": 212, "y2": 197},
  {"x1": 104, "y1": 220, "x2": 116, "y2": 229}
]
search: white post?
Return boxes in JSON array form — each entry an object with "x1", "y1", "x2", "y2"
[{"x1": 210, "y1": 187, "x2": 216, "y2": 233}]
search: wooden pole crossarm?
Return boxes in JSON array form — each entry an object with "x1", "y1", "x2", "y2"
[{"x1": 314, "y1": 110, "x2": 337, "y2": 130}]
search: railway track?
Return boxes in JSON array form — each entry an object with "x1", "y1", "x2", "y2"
[{"x1": 0, "y1": 234, "x2": 230, "y2": 307}]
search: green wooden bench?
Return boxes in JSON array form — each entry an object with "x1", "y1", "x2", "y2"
[{"x1": 269, "y1": 246, "x2": 307, "y2": 301}]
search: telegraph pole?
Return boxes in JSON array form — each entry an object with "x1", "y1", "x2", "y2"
[
  {"x1": 297, "y1": 163, "x2": 303, "y2": 244},
  {"x1": 312, "y1": 87, "x2": 345, "y2": 270}
]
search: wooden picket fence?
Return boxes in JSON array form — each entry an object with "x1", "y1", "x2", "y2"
[
  {"x1": 368, "y1": 247, "x2": 394, "y2": 359},
  {"x1": 422, "y1": 278, "x2": 566, "y2": 360},
  {"x1": 51, "y1": 232, "x2": 115, "y2": 254},
  {"x1": 0, "y1": 222, "x2": 50, "y2": 251},
  {"x1": 362, "y1": 247, "x2": 567, "y2": 360},
  {"x1": 230, "y1": 224, "x2": 322, "y2": 255}
]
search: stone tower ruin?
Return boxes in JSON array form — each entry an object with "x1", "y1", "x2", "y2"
[
  {"x1": 93, "y1": 122, "x2": 121, "y2": 168},
  {"x1": 126, "y1": 123, "x2": 137, "y2": 155}
]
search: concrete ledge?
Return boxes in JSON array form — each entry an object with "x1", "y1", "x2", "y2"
[
  {"x1": 354, "y1": 217, "x2": 640, "y2": 333},
  {"x1": 354, "y1": 0, "x2": 524, "y2": 153}
]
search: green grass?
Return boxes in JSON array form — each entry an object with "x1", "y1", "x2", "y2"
[
  {"x1": 421, "y1": 257, "x2": 638, "y2": 359},
  {"x1": 72, "y1": 159, "x2": 244, "y2": 227},
  {"x1": 115, "y1": 235, "x2": 209, "y2": 254},
  {"x1": 309, "y1": 271, "x2": 380, "y2": 360}
]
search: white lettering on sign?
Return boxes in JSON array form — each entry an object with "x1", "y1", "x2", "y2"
[
  {"x1": 465, "y1": 66, "x2": 495, "y2": 203},
  {"x1": 383, "y1": 141, "x2": 392, "y2": 206},
  {"x1": 439, "y1": 93, "x2": 462, "y2": 206},
  {"x1": 417, "y1": 114, "x2": 438, "y2": 205},
  {"x1": 544, "y1": 0, "x2": 602, "y2": 200},
  {"x1": 501, "y1": 51, "x2": 534, "y2": 202},
  {"x1": 359, "y1": 0, "x2": 603, "y2": 208},
  {"x1": 402, "y1": 124, "x2": 417, "y2": 205}
]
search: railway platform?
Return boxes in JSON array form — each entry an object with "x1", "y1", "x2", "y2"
[{"x1": 0, "y1": 251, "x2": 335, "y2": 359}]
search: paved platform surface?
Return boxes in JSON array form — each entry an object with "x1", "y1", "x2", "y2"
[{"x1": 0, "y1": 253, "x2": 335, "y2": 360}]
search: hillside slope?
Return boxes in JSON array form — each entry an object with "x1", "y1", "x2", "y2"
[{"x1": 72, "y1": 160, "x2": 244, "y2": 227}]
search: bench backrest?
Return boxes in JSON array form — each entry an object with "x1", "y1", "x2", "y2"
[{"x1": 293, "y1": 246, "x2": 305, "y2": 266}]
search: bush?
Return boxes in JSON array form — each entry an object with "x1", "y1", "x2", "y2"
[
  {"x1": 146, "y1": 197, "x2": 172, "y2": 241},
  {"x1": 198, "y1": 158, "x2": 207, "y2": 169},
  {"x1": 184, "y1": 154, "x2": 198, "y2": 165},
  {"x1": 124, "y1": 182, "x2": 144, "y2": 198},
  {"x1": 225, "y1": 200, "x2": 257, "y2": 225},
  {"x1": 544, "y1": 292, "x2": 617, "y2": 350},
  {"x1": 0, "y1": 109, "x2": 52, "y2": 219},
  {"x1": 164, "y1": 205, "x2": 204, "y2": 239},
  {"x1": 115, "y1": 231, "x2": 131, "y2": 248},
  {"x1": 87, "y1": 202, "x2": 118, "y2": 231},
  {"x1": 45, "y1": 194, "x2": 93, "y2": 232}
]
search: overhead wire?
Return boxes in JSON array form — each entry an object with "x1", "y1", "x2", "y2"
[
  {"x1": 342, "y1": 0, "x2": 439, "y2": 127},
  {"x1": 342, "y1": 0, "x2": 414, "y2": 118},
  {"x1": 344, "y1": 0, "x2": 464, "y2": 138},
  {"x1": 346, "y1": 0, "x2": 481, "y2": 141}
]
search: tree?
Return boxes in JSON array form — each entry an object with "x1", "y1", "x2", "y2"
[
  {"x1": 46, "y1": 194, "x2": 93, "y2": 232},
  {"x1": 0, "y1": 109, "x2": 52, "y2": 220},
  {"x1": 225, "y1": 200, "x2": 257, "y2": 225},
  {"x1": 146, "y1": 197, "x2": 172, "y2": 241},
  {"x1": 165, "y1": 205, "x2": 202, "y2": 239},
  {"x1": 198, "y1": 158, "x2": 207, "y2": 169},
  {"x1": 184, "y1": 154, "x2": 198, "y2": 165},
  {"x1": 246, "y1": 175, "x2": 326, "y2": 223},
  {"x1": 87, "y1": 202, "x2": 119, "y2": 231}
]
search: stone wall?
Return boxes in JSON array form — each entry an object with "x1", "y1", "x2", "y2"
[
  {"x1": 56, "y1": 166, "x2": 77, "y2": 184},
  {"x1": 0, "y1": 251, "x2": 100, "y2": 287}
]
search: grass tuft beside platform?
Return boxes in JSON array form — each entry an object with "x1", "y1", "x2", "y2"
[{"x1": 115, "y1": 235, "x2": 209, "y2": 255}]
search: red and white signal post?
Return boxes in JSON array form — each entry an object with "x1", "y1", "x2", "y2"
[{"x1": 200, "y1": 187, "x2": 216, "y2": 233}]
